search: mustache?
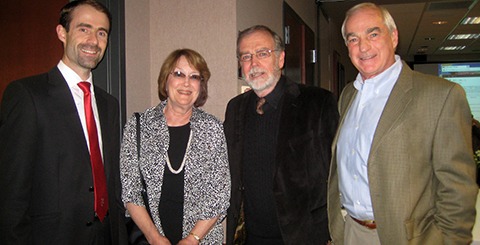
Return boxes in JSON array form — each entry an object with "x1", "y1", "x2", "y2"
[{"x1": 248, "y1": 67, "x2": 266, "y2": 77}]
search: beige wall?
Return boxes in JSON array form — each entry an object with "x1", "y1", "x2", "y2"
[
  {"x1": 125, "y1": 0, "x2": 151, "y2": 116},
  {"x1": 318, "y1": 6, "x2": 357, "y2": 94},
  {"x1": 125, "y1": 0, "x2": 320, "y2": 120},
  {"x1": 125, "y1": 0, "x2": 237, "y2": 120},
  {"x1": 237, "y1": 0, "x2": 283, "y2": 35}
]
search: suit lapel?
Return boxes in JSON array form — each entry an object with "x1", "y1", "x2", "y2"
[
  {"x1": 47, "y1": 68, "x2": 89, "y2": 156},
  {"x1": 275, "y1": 79, "x2": 301, "y2": 177},
  {"x1": 234, "y1": 91, "x2": 252, "y2": 186},
  {"x1": 93, "y1": 86, "x2": 121, "y2": 184},
  {"x1": 332, "y1": 83, "x2": 358, "y2": 151},
  {"x1": 236, "y1": 92, "x2": 250, "y2": 144},
  {"x1": 369, "y1": 62, "x2": 414, "y2": 157},
  {"x1": 94, "y1": 89, "x2": 111, "y2": 179},
  {"x1": 276, "y1": 82, "x2": 300, "y2": 146}
]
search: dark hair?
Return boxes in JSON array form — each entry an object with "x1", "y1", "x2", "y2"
[
  {"x1": 158, "y1": 49, "x2": 210, "y2": 107},
  {"x1": 59, "y1": 0, "x2": 112, "y2": 32},
  {"x1": 237, "y1": 25, "x2": 284, "y2": 55}
]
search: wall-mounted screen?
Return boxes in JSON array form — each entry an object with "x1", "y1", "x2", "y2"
[{"x1": 414, "y1": 62, "x2": 480, "y2": 121}]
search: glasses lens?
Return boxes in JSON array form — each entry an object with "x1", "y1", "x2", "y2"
[
  {"x1": 239, "y1": 54, "x2": 252, "y2": 62},
  {"x1": 172, "y1": 71, "x2": 186, "y2": 79},
  {"x1": 190, "y1": 74, "x2": 203, "y2": 82},
  {"x1": 256, "y1": 50, "x2": 271, "y2": 59}
]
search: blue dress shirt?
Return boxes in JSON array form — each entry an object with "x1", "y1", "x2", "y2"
[{"x1": 337, "y1": 55, "x2": 402, "y2": 220}]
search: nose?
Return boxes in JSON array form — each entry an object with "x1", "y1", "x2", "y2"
[
  {"x1": 87, "y1": 32, "x2": 99, "y2": 45},
  {"x1": 248, "y1": 55, "x2": 260, "y2": 67},
  {"x1": 183, "y1": 76, "x2": 192, "y2": 86},
  {"x1": 359, "y1": 39, "x2": 371, "y2": 52}
]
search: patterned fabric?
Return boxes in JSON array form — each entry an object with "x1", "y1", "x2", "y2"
[{"x1": 120, "y1": 101, "x2": 231, "y2": 244}]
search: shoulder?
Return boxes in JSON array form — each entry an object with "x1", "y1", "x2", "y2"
[
  {"x1": 299, "y1": 84, "x2": 334, "y2": 97},
  {"x1": 192, "y1": 108, "x2": 223, "y2": 128},
  {"x1": 400, "y1": 62, "x2": 456, "y2": 90},
  {"x1": 6, "y1": 71, "x2": 51, "y2": 92},
  {"x1": 296, "y1": 83, "x2": 336, "y2": 106},
  {"x1": 93, "y1": 85, "x2": 119, "y2": 107},
  {"x1": 136, "y1": 105, "x2": 164, "y2": 125},
  {"x1": 408, "y1": 69, "x2": 464, "y2": 96},
  {"x1": 1, "y1": 70, "x2": 56, "y2": 108},
  {"x1": 227, "y1": 90, "x2": 251, "y2": 108},
  {"x1": 124, "y1": 105, "x2": 161, "y2": 130}
]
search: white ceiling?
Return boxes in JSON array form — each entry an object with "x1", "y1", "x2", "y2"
[{"x1": 318, "y1": 0, "x2": 480, "y2": 62}]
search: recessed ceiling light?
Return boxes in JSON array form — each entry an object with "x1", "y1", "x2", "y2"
[
  {"x1": 425, "y1": 37, "x2": 435, "y2": 41},
  {"x1": 439, "y1": 46, "x2": 466, "y2": 51},
  {"x1": 417, "y1": 47, "x2": 428, "y2": 52},
  {"x1": 461, "y1": 17, "x2": 480, "y2": 25},
  {"x1": 448, "y1": 34, "x2": 480, "y2": 40},
  {"x1": 433, "y1": 20, "x2": 448, "y2": 25}
]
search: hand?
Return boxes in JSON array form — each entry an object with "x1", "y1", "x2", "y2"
[
  {"x1": 149, "y1": 235, "x2": 171, "y2": 245},
  {"x1": 176, "y1": 234, "x2": 199, "y2": 245}
]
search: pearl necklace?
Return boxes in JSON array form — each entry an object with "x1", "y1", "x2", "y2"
[{"x1": 166, "y1": 130, "x2": 192, "y2": 174}]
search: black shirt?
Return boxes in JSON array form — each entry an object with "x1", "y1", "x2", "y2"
[
  {"x1": 243, "y1": 78, "x2": 286, "y2": 244},
  {"x1": 159, "y1": 123, "x2": 190, "y2": 244}
]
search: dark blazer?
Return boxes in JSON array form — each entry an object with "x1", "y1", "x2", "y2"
[
  {"x1": 224, "y1": 77, "x2": 339, "y2": 245},
  {"x1": 0, "y1": 67, "x2": 127, "y2": 244}
]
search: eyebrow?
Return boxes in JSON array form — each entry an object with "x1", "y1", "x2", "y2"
[
  {"x1": 366, "y1": 27, "x2": 381, "y2": 34},
  {"x1": 346, "y1": 26, "x2": 381, "y2": 39},
  {"x1": 346, "y1": 32, "x2": 356, "y2": 39}
]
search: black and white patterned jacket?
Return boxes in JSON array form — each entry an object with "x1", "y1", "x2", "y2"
[{"x1": 120, "y1": 100, "x2": 231, "y2": 244}]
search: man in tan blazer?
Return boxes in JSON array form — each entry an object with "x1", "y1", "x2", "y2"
[{"x1": 328, "y1": 3, "x2": 478, "y2": 245}]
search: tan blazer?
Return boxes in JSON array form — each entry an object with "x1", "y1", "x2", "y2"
[{"x1": 328, "y1": 62, "x2": 478, "y2": 245}]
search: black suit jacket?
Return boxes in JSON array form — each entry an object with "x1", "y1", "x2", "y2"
[
  {"x1": 0, "y1": 67, "x2": 127, "y2": 244},
  {"x1": 224, "y1": 77, "x2": 339, "y2": 245}
]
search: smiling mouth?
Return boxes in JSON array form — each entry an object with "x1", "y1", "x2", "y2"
[
  {"x1": 82, "y1": 48, "x2": 98, "y2": 55},
  {"x1": 249, "y1": 72, "x2": 264, "y2": 79},
  {"x1": 178, "y1": 90, "x2": 192, "y2": 95},
  {"x1": 360, "y1": 54, "x2": 376, "y2": 61}
]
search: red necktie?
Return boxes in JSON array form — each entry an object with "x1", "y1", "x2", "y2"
[{"x1": 78, "y1": 82, "x2": 109, "y2": 221}]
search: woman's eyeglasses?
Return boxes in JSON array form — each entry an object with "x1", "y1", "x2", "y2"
[{"x1": 170, "y1": 71, "x2": 203, "y2": 82}]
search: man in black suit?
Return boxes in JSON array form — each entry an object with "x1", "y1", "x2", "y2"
[
  {"x1": 0, "y1": 1, "x2": 127, "y2": 244},
  {"x1": 224, "y1": 25, "x2": 339, "y2": 245}
]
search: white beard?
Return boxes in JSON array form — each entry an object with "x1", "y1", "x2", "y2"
[{"x1": 243, "y1": 64, "x2": 281, "y2": 93}]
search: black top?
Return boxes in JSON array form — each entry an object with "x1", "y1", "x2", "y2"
[
  {"x1": 242, "y1": 79, "x2": 285, "y2": 244},
  {"x1": 159, "y1": 123, "x2": 190, "y2": 244}
]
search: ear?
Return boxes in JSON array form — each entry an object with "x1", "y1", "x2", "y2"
[
  {"x1": 391, "y1": 29, "x2": 399, "y2": 50},
  {"x1": 56, "y1": 24, "x2": 67, "y2": 43},
  {"x1": 278, "y1": 50, "x2": 285, "y2": 69}
]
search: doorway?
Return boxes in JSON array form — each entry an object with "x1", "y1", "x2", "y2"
[{"x1": 283, "y1": 3, "x2": 315, "y2": 86}]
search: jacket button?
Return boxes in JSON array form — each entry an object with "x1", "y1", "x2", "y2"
[
  {"x1": 238, "y1": 186, "x2": 244, "y2": 191},
  {"x1": 89, "y1": 186, "x2": 94, "y2": 192},
  {"x1": 86, "y1": 221, "x2": 93, "y2": 226}
]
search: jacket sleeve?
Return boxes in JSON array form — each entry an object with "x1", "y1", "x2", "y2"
[
  {"x1": 193, "y1": 120, "x2": 231, "y2": 221},
  {"x1": 432, "y1": 83, "x2": 478, "y2": 244},
  {"x1": 0, "y1": 82, "x2": 37, "y2": 243},
  {"x1": 120, "y1": 114, "x2": 146, "y2": 211}
]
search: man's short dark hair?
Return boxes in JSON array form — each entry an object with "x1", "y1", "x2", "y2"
[{"x1": 59, "y1": 0, "x2": 112, "y2": 32}]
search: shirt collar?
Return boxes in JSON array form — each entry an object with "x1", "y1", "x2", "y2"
[
  {"x1": 261, "y1": 76, "x2": 286, "y2": 110},
  {"x1": 353, "y1": 55, "x2": 402, "y2": 91},
  {"x1": 57, "y1": 60, "x2": 93, "y2": 88}
]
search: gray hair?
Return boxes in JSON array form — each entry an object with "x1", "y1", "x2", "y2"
[
  {"x1": 237, "y1": 25, "x2": 284, "y2": 56},
  {"x1": 341, "y1": 2, "x2": 397, "y2": 44}
]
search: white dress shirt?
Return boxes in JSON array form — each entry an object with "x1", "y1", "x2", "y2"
[
  {"x1": 57, "y1": 60, "x2": 104, "y2": 159},
  {"x1": 337, "y1": 55, "x2": 402, "y2": 220}
]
